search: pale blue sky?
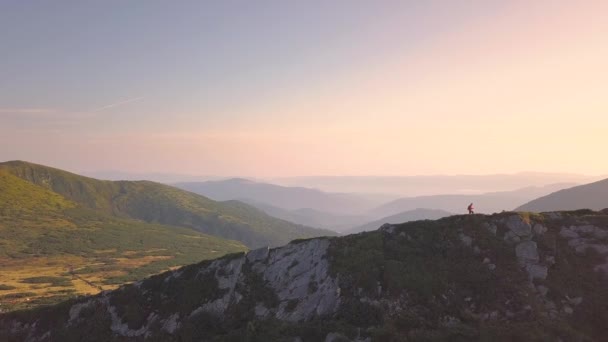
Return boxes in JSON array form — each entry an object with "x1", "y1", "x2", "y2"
[{"x1": 1, "y1": 1, "x2": 606, "y2": 176}]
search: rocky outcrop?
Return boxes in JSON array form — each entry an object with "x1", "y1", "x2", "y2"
[{"x1": 3, "y1": 211, "x2": 608, "y2": 342}]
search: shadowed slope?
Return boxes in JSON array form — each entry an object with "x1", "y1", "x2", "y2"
[{"x1": 516, "y1": 178, "x2": 608, "y2": 212}]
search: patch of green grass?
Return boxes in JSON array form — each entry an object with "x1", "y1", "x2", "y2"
[
  {"x1": 1, "y1": 292, "x2": 36, "y2": 300},
  {"x1": 0, "y1": 284, "x2": 16, "y2": 291},
  {"x1": 0, "y1": 166, "x2": 248, "y2": 311},
  {"x1": 21, "y1": 276, "x2": 72, "y2": 287}
]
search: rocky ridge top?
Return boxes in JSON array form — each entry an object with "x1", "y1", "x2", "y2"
[{"x1": 2, "y1": 210, "x2": 608, "y2": 341}]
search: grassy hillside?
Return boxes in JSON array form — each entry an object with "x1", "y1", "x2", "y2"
[
  {"x1": 516, "y1": 178, "x2": 608, "y2": 212},
  {"x1": 0, "y1": 161, "x2": 333, "y2": 248},
  {"x1": 0, "y1": 169, "x2": 247, "y2": 312}
]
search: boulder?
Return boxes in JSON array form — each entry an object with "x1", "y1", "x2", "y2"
[
  {"x1": 526, "y1": 264, "x2": 548, "y2": 280},
  {"x1": 325, "y1": 332, "x2": 349, "y2": 342},
  {"x1": 505, "y1": 215, "x2": 532, "y2": 237},
  {"x1": 247, "y1": 246, "x2": 270, "y2": 263},
  {"x1": 533, "y1": 224, "x2": 547, "y2": 236},
  {"x1": 559, "y1": 227, "x2": 579, "y2": 239},
  {"x1": 516, "y1": 241, "x2": 539, "y2": 264}
]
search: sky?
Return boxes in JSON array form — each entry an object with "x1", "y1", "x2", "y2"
[{"x1": 1, "y1": 1, "x2": 607, "y2": 177}]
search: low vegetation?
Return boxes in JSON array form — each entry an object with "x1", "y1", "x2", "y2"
[
  {"x1": 3, "y1": 211, "x2": 608, "y2": 341},
  {"x1": 0, "y1": 161, "x2": 333, "y2": 249},
  {"x1": 0, "y1": 169, "x2": 247, "y2": 312}
]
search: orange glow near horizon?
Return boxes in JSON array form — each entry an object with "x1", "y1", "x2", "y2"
[{"x1": 1, "y1": 1, "x2": 607, "y2": 177}]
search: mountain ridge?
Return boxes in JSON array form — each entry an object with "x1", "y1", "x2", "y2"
[
  {"x1": 174, "y1": 178, "x2": 387, "y2": 216},
  {"x1": 347, "y1": 208, "x2": 453, "y2": 234},
  {"x1": 3, "y1": 210, "x2": 608, "y2": 341},
  {"x1": 516, "y1": 178, "x2": 608, "y2": 212},
  {"x1": 0, "y1": 161, "x2": 333, "y2": 249},
  {"x1": 370, "y1": 183, "x2": 577, "y2": 218}
]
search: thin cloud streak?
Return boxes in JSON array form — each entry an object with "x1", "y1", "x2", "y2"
[{"x1": 90, "y1": 96, "x2": 145, "y2": 112}]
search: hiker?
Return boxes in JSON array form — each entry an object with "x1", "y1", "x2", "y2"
[{"x1": 467, "y1": 203, "x2": 474, "y2": 214}]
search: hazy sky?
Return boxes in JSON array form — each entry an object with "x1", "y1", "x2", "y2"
[{"x1": 1, "y1": 1, "x2": 607, "y2": 177}]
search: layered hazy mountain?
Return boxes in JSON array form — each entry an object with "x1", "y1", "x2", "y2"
[
  {"x1": 516, "y1": 178, "x2": 608, "y2": 212},
  {"x1": 1, "y1": 161, "x2": 332, "y2": 249},
  {"x1": 175, "y1": 178, "x2": 580, "y2": 233},
  {"x1": 241, "y1": 200, "x2": 370, "y2": 233},
  {"x1": 174, "y1": 178, "x2": 391, "y2": 215},
  {"x1": 5, "y1": 210, "x2": 608, "y2": 341},
  {"x1": 370, "y1": 183, "x2": 577, "y2": 218},
  {"x1": 272, "y1": 173, "x2": 597, "y2": 196},
  {"x1": 348, "y1": 208, "x2": 453, "y2": 233}
]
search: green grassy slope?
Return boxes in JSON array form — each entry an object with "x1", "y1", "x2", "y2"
[
  {"x1": 0, "y1": 161, "x2": 333, "y2": 248},
  {"x1": 0, "y1": 169, "x2": 247, "y2": 312}
]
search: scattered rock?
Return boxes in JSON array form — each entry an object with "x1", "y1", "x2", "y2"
[
  {"x1": 325, "y1": 332, "x2": 349, "y2": 342},
  {"x1": 161, "y1": 313, "x2": 180, "y2": 334},
  {"x1": 440, "y1": 315, "x2": 461, "y2": 328},
  {"x1": 505, "y1": 215, "x2": 532, "y2": 237},
  {"x1": 593, "y1": 228, "x2": 608, "y2": 240},
  {"x1": 594, "y1": 261, "x2": 608, "y2": 273},
  {"x1": 516, "y1": 241, "x2": 539, "y2": 264},
  {"x1": 537, "y1": 285, "x2": 549, "y2": 297},
  {"x1": 526, "y1": 264, "x2": 548, "y2": 280},
  {"x1": 380, "y1": 224, "x2": 396, "y2": 234},
  {"x1": 504, "y1": 231, "x2": 521, "y2": 244},
  {"x1": 566, "y1": 296, "x2": 583, "y2": 306},
  {"x1": 575, "y1": 244, "x2": 608, "y2": 255},
  {"x1": 459, "y1": 233, "x2": 473, "y2": 247},
  {"x1": 255, "y1": 304, "x2": 269, "y2": 317},
  {"x1": 483, "y1": 222, "x2": 498, "y2": 235},
  {"x1": 533, "y1": 224, "x2": 547, "y2": 236},
  {"x1": 559, "y1": 227, "x2": 579, "y2": 239},
  {"x1": 570, "y1": 225, "x2": 596, "y2": 234},
  {"x1": 247, "y1": 246, "x2": 270, "y2": 263},
  {"x1": 568, "y1": 238, "x2": 592, "y2": 248}
]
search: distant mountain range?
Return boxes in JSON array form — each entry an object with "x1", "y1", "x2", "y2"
[
  {"x1": 175, "y1": 178, "x2": 580, "y2": 232},
  {"x1": 347, "y1": 208, "x2": 453, "y2": 234},
  {"x1": 174, "y1": 178, "x2": 390, "y2": 215},
  {"x1": 240, "y1": 200, "x2": 370, "y2": 233},
  {"x1": 370, "y1": 183, "x2": 576, "y2": 218},
  {"x1": 516, "y1": 178, "x2": 608, "y2": 212},
  {"x1": 271, "y1": 173, "x2": 599, "y2": 196}
]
